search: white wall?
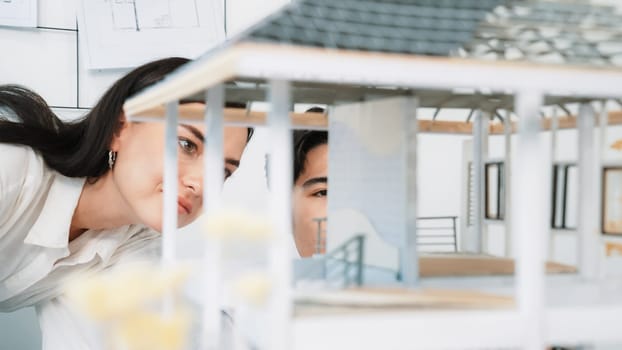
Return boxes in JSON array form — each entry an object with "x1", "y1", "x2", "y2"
[{"x1": 418, "y1": 134, "x2": 472, "y2": 218}]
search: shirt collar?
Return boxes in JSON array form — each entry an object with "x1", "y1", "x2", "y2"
[{"x1": 24, "y1": 173, "x2": 85, "y2": 249}]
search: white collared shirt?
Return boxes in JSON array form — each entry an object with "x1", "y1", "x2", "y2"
[{"x1": 0, "y1": 143, "x2": 161, "y2": 349}]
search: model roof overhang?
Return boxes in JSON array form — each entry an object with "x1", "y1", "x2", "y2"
[
  {"x1": 124, "y1": 42, "x2": 622, "y2": 112},
  {"x1": 123, "y1": 0, "x2": 622, "y2": 131}
]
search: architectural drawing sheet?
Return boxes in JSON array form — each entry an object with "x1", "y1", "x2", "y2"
[
  {"x1": 79, "y1": 0, "x2": 225, "y2": 69},
  {"x1": 0, "y1": 0, "x2": 37, "y2": 27}
]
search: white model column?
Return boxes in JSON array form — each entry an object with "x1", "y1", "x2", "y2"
[
  {"x1": 162, "y1": 101, "x2": 179, "y2": 265},
  {"x1": 401, "y1": 96, "x2": 419, "y2": 286},
  {"x1": 513, "y1": 91, "x2": 547, "y2": 350},
  {"x1": 550, "y1": 106, "x2": 559, "y2": 166},
  {"x1": 577, "y1": 103, "x2": 600, "y2": 280},
  {"x1": 161, "y1": 101, "x2": 179, "y2": 316},
  {"x1": 469, "y1": 110, "x2": 488, "y2": 253},
  {"x1": 267, "y1": 80, "x2": 293, "y2": 350},
  {"x1": 503, "y1": 110, "x2": 513, "y2": 257},
  {"x1": 599, "y1": 102, "x2": 608, "y2": 158},
  {"x1": 549, "y1": 106, "x2": 559, "y2": 260},
  {"x1": 202, "y1": 85, "x2": 225, "y2": 349},
  {"x1": 598, "y1": 104, "x2": 608, "y2": 266}
]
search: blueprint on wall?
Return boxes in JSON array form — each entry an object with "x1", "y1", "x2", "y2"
[
  {"x1": 110, "y1": 0, "x2": 200, "y2": 30},
  {"x1": 0, "y1": 0, "x2": 37, "y2": 27},
  {"x1": 79, "y1": 0, "x2": 225, "y2": 69}
]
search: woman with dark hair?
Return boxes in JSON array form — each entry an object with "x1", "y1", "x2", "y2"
[
  {"x1": 292, "y1": 107, "x2": 328, "y2": 257},
  {"x1": 0, "y1": 57, "x2": 252, "y2": 348}
]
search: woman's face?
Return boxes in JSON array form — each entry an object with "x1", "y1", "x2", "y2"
[
  {"x1": 292, "y1": 144, "x2": 328, "y2": 257},
  {"x1": 110, "y1": 109, "x2": 248, "y2": 232}
]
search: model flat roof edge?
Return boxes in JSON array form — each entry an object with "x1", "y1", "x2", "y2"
[
  {"x1": 233, "y1": 43, "x2": 622, "y2": 98},
  {"x1": 124, "y1": 42, "x2": 622, "y2": 116}
]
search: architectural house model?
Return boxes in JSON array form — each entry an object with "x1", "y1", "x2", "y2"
[{"x1": 119, "y1": 0, "x2": 622, "y2": 349}]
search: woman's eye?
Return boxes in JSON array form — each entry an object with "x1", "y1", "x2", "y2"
[
  {"x1": 312, "y1": 189, "x2": 327, "y2": 198},
  {"x1": 178, "y1": 138, "x2": 198, "y2": 155},
  {"x1": 224, "y1": 168, "x2": 232, "y2": 179}
]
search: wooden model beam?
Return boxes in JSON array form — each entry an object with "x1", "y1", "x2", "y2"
[
  {"x1": 128, "y1": 103, "x2": 328, "y2": 129},
  {"x1": 128, "y1": 104, "x2": 622, "y2": 134},
  {"x1": 489, "y1": 110, "x2": 622, "y2": 135}
]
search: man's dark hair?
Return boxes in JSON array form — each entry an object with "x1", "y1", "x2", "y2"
[{"x1": 293, "y1": 107, "x2": 328, "y2": 183}]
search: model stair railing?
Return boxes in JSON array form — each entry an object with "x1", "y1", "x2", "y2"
[
  {"x1": 324, "y1": 234, "x2": 366, "y2": 288},
  {"x1": 296, "y1": 233, "x2": 366, "y2": 288},
  {"x1": 416, "y1": 216, "x2": 459, "y2": 253},
  {"x1": 297, "y1": 215, "x2": 460, "y2": 285},
  {"x1": 312, "y1": 217, "x2": 327, "y2": 256}
]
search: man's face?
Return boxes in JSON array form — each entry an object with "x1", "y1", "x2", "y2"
[{"x1": 292, "y1": 144, "x2": 328, "y2": 257}]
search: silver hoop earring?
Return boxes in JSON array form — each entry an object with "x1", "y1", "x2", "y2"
[{"x1": 108, "y1": 151, "x2": 117, "y2": 169}]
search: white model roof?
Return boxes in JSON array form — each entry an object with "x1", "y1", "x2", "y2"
[{"x1": 124, "y1": 0, "x2": 622, "y2": 119}]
